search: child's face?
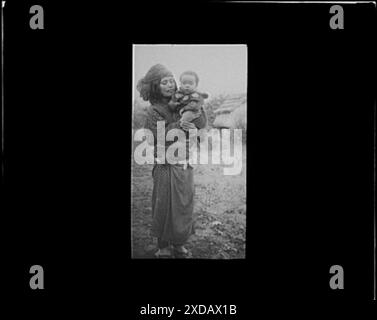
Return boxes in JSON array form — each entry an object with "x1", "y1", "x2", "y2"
[{"x1": 180, "y1": 74, "x2": 197, "y2": 92}]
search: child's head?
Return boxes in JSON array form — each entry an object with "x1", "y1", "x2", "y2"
[{"x1": 179, "y1": 71, "x2": 199, "y2": 92}]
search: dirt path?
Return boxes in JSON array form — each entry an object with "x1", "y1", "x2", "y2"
[{"x1": 131, "y1": 145, "x2": 246, "y2": 259}]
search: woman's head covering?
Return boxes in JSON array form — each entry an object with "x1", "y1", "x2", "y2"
[{"x1": 137, "y1": 64, "x2": 173, "y2": 101}]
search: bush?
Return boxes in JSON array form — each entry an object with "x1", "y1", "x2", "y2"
[
  {"x1": 203, "y1": 94, "x2": 227, "y2": 128},
  {"x1": 133, "y1": 100, "x2": 149, "y2": 129},
  {"x1": 132, "y1": 94, "x2": 246, "y2": 134}
]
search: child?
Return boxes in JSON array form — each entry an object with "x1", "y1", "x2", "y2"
[
  {"x1": 168, "y1": 70, "x2": 208, "y2": 117},
  {"x1": 169, "y1": 70, "x2": 208, "y2": 169}
]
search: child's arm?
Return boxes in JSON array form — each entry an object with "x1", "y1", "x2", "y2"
[{"x1": 191, "y1": 106, "x2": 207, "y2": 129}]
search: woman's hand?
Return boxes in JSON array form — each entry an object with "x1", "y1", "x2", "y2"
[
  {"x1": 180, "y1": 120, "x2": 196, "y2": 132},
  {"x1": 180, "y1": 111, "x2": 200, "y2": 122}
]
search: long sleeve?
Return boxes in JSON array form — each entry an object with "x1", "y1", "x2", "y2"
[
  {"x1": 192, "y1": 106, "x2": 208, "y2": 130},
  {"x1": 144, "y1": 108, "x2": 181, "y2": 149}
]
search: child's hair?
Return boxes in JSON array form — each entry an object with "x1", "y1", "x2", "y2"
[{"x1": 179, "y1": 70, "x2": 199, "y2": 86}]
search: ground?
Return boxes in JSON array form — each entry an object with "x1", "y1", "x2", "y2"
[{"x1": 131, "y1": 141, "x2": 246, "y2": 259}]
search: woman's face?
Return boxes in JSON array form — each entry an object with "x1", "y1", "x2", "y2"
[{"x1": 159, "y1": 76, "x2": 176, "y2": 97}]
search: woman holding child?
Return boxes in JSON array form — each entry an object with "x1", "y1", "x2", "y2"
[{"x1": 137, "y1": 64, "x2": 207, "y2": 258}]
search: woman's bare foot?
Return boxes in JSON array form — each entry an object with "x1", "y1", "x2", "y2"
[
  {"x1": 173, "y1": 245, "x2": 192, "y2": 258},
  {"x1": 174, "y1": 245, "x2": 188, "y2": 254}
]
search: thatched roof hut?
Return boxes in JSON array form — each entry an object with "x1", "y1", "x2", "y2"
[{"x1": 212, "y1": 93, "x2": 246, "y2": 129}]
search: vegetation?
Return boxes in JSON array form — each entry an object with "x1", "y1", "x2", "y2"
[{"x1": 132, "y1": 93, "x2": 245, "y2": 130}]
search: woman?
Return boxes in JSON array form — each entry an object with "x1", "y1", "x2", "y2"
[{"x1": 137, "y1": 64, "x2": 207, "y2": 258}]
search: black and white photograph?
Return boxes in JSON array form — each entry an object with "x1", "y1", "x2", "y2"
[
  {"x1": 131, "y1": 45, "x2": 247, "y2": 259},
  {"x1": 2, "y1": 0, "x2": 377, "y2": 311}
]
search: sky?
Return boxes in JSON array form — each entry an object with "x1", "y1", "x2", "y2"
[{"x1": 133, "y1": 45, "x2": 247, "y2": 101}]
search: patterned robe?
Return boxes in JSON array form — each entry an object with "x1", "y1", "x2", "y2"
[{"x1": 144, "y1": 102, "x2": 207, "y2": 245}]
